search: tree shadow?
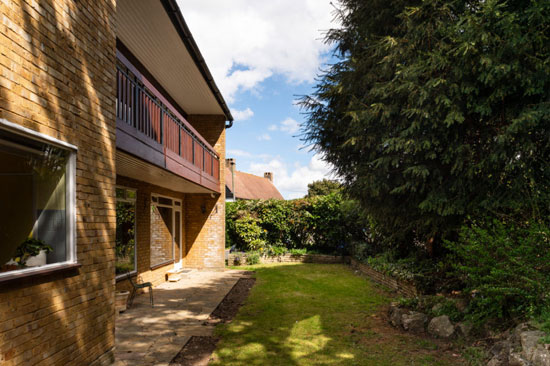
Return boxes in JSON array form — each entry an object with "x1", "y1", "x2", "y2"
[
  {"x1": 0, "y1": 0, "x2": 117, "y2": 364},
  {"x1": 209, "y1": 263, "x2": 462, "y2": 366}
]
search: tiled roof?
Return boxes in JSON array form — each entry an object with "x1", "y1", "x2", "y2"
[{"x1": 225, "y1": 169, "x2": 284, "y2": 200}]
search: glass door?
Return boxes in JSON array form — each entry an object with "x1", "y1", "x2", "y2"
[{"x1": 174, "y1": 208, "x2": 182, "y2": 270}]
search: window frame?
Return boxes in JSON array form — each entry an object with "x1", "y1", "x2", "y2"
[
  {"x1": 0, "y1": 119, "x2": 77, "y2": 280},
  {"x1": 115, "y1": 186, "x2": 138, "y2": 280},
  {"x1": 150, "y1": 193, "x2": 182, "y2": 268}
]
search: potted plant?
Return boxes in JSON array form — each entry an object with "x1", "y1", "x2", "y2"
[
  {"x1": 115, "y1": 290, "x2": 130, "y2": 313},
  {"x1": 13, "y1": 238, "x2": 53, "y2": 267}
]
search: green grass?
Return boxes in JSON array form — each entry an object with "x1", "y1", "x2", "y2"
[{"x1": 211, "y1": 263, "x2": 463, "y2": 366}]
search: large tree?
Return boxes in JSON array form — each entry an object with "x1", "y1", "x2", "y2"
[
  {"x1": 302, "y1": 0, "x2": 550, "y2": 247},
  {"x1": 306, "y1": 179, "x2": 342, "y2": 197}
]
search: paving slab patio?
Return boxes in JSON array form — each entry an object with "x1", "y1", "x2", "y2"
[{"x1": 114, "y1": 269, "x2": 247, "y2": 366}]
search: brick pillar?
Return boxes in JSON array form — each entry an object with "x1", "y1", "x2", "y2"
[{"x1": 185, "y1": 115, "x2": 226, "y2": 269}]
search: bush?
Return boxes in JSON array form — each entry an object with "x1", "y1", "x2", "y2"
[
  {"x1": 226, "y1": 193, "x2": 373, "y2": 255},
  {"x1": 289, "y1": 248, "x2": 307, "y2": 256},
  {"x1": 246, "y1": 252, "x2": 261, "y2": 265},
  {"x1": 445, "y1": 219, "x2": 550, "y2": 323}
]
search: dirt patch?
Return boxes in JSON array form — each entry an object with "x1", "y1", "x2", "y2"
[
  {"x1": 170, "y1": 277, "x2": 256, "y2": 366},
  {"x1": 361, "y1": 305, "x2": 465, "y2": 364}
]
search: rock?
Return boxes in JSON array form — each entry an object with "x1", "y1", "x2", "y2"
[
  {"x1": 455, "y1": 298, "x2": 468, "y2": 313},
  {"x1": 490, "y1": 341, "x2": 511, "y2": 357},
  {"x1": 531, "y1": 345, "x2": 550, "y2": 366},
  {"x1": 389, "y1": 305, "x2": 407, "y2": 328},
  {"x1": 485, "y1": 340, "x2": 511, "y2": 366},
  {"x1": 402, "y1": 311, "x2": 428, "y2": 333},
  {"x1": 510, "y1": 323, "x2": 532, "y2": 348},
  {"x1": 427, "y1": 315, "x2": 455, "y2": 339},
  {"x1": 487, "y1": 356, "x2": 505, "y2": 366},
  {"x1": 520, "y1": 330, "x2": 545, "y2": 361},
  {"x1": 457, "y1": 322, "x2": 474, "y2": 338},
  {"x1": 509, "y1": 352, "x2": 529, "y2": 366}
]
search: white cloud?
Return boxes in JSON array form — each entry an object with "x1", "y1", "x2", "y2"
[
  {"x1": 231, "y1": 107, "x2": 254, "y2": 121},
  {"x1": 257, "y1": 133, "x2": 271, "y2": 141},
  {"x1": 248, "y1": 154, "x2": 334, "y2": 199},
  {"x1": 178, "y1": 0, "x2": 335, "y2": 102},
  {"x1": 280, "y1": 118, "x2": 300, "y2": 134},
  {"x1": 268, "y1": 124, "x2": 278, "y2": 131},
  {"x1": 227, "y1": 149, "x2": 252, "y2": 158}
]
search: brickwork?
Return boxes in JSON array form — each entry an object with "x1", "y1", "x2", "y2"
[
  {"x1": 350, "y1": 258, "x2": 419, "y2": 297},
  {"x1": 0, "y1": 0, "x2": 117, "y2": 365},
  {"x1": 115, "y1": 176, "x2": 186, "y2": 289},
  {"x1": 150, "y1": 206, "x2": 174, "y2": 268},
  {"x1": 228, "y1": 253, "x2": 347, "y2": 266},
  {"x1": 185, "y1": 115, "x2": 226, "y2": 270}
]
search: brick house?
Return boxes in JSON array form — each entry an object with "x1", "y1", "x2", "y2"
[
  {"x1": 225, "y1": 159, "x2": 284, "y2": 201},
  {"x1": 0, "y1": 0, "x2": 232, "y2": 365}
]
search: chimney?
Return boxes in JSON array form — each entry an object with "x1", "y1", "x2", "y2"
[
  {"x1": 264, "y1": 172, "x2": 273, "y2": 182},
  {"x1": 225, "y1": 158, "x2": 235, "y2": 170}
]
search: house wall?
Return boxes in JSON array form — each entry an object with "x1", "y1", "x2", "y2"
[
  {"x1": 115, "y1": 176, "x2": 187, "y2": 290},
  {"x1": 185, "y1": 115, "x2": 226, "y2": 270},
  {"x1": 0, "y1": 0, "x2": 117, "y2": 365}
]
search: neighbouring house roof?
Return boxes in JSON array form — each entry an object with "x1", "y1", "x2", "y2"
[{"x1": 225, "y1": 169, "x2": 284, "y2": 200}]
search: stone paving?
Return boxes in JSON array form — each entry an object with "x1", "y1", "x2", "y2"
[{"x1": 114, "y1": 270, "x2": 246, "y2": 366}]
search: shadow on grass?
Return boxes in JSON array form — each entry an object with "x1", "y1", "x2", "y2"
[{"x1": 210, "y1": 263, "x2": 461, "y2": 366}]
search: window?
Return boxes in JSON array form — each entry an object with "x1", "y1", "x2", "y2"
[
  {"x1": 0, "y1": 123, "x2": 76, "y2": 278},
  {"x1": 115, "y1": 187, "x2": 137, "y2": 276},
  {"x1": 150, "y1": 194, "x2": 182, "y2": 268}
]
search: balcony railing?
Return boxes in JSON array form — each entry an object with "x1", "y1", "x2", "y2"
[{"x1": 115, "y1": 51, "x2": 220, "y2": 189}]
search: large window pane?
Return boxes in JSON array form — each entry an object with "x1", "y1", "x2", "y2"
[
  {"x1": 115, "y1": 193, "x2": 136, "y2": 275},
  {"x1": 0, "y1": 128, "x2": 71, "y2": 274}
]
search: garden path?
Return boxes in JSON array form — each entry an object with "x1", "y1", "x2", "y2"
[{"x1": 114, "y1": 269, "x2": 247, "y2": 366}]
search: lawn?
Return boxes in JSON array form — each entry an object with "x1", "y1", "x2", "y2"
[{"x1": 210, "y1": 263, "x2": 463, "y2": 366}]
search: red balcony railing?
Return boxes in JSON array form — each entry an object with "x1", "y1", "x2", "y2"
[{"x1": 115, "y1": 52, "x2": 220, "y2": 189}]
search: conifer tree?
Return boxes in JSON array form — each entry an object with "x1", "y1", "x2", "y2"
[{"x1": 302, "y1": 0, "x2": 550, "y2": 247}]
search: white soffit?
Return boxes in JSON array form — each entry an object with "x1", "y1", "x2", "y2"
[
  {"x1": 116, "y1": 151, "x2": 213, "y2": 194},
  {"x1": 117, "y1": 0, "x2": 224, "y2": 116}
]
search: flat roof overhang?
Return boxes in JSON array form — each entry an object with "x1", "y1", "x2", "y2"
[
  {"x1": 117, "y1": 150, "x2": 217, "y2": 194},
  {"x1": 116, "y1": 0, "x2": 233, "y2": 122}
]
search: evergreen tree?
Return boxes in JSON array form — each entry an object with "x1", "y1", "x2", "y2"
[{"x1": 302, "y1": 0, "x2": 550, "y2": 248}]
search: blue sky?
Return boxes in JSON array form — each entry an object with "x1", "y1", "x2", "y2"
[{"x1": 179, "y1": 0, "x2": 337, "y2": 199}]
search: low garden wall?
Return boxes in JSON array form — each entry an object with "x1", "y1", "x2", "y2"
[
  {"x1": 350, "y1": 258, "x2": 418, "y2": 297},
  {"x1": 227, "y1": 253, "x2": 347, "y2": 266},
  {"x1": 227, "y1": 253, "x2": 419, "y2": 296}
]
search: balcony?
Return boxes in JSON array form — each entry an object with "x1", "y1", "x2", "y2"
[{"x1": 115, "y1": 51, "x2": 220, "y2": 193}]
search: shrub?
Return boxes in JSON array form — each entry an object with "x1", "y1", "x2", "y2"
[
  {"x1": 289, "y1": 248, "x2": 307, "y2": 255},
  {"x1": 246, "y1": 252, "x2": 261, "y2": 265},
  {"x1": 267, "y1": 245, "x2": 286, "y2": 257},
  {"x1": 226, "y1": 193, "x2": 373, "y2": 255},
  {"x1": 234, "y1": 214, "x2": 264, "y2": 251},
  {"x1": 445, "y1": 219, "x2": 550, "y2": 323}
]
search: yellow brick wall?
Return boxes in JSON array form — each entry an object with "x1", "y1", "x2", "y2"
[
  {"x1": 115, "y1": 176, "x2": 186, "y2": 289},
  {"x1": 0, "y1": 0, "x2": 117, "y2": 365},
  {"x1": 185, "y1": 115, "x2": 226, "y2": 270}
]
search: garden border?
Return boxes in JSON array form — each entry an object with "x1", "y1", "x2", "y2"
[
  {"x1": 227, "y1": 253, "x2": 419, "y2": 297},
  {"x1": 349, "y1": 258, "x2": 418, "y2": 297}
]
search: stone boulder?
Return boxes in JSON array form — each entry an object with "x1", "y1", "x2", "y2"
[
  {"x1": 402, "y1": 312, "x2": 428, "y2": 333},
  {"x1": 389, "y1": 304, "x2": 407, "y2": 328},
  {"x1": 508, "y1": 352, "x2": 530, "y2": 366},
  {"x1": 531, "y1": 345, "x2": 550, "y2": 366},
  {"x1": 520, "y1": 331, "x2": 545, "y2": 360},
  {"x1": 427, "y1": 315, "x2": 455, "y2": 339},
  {"x1": 456, "y1": 322, "x2": 473, "y2": 338}
]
